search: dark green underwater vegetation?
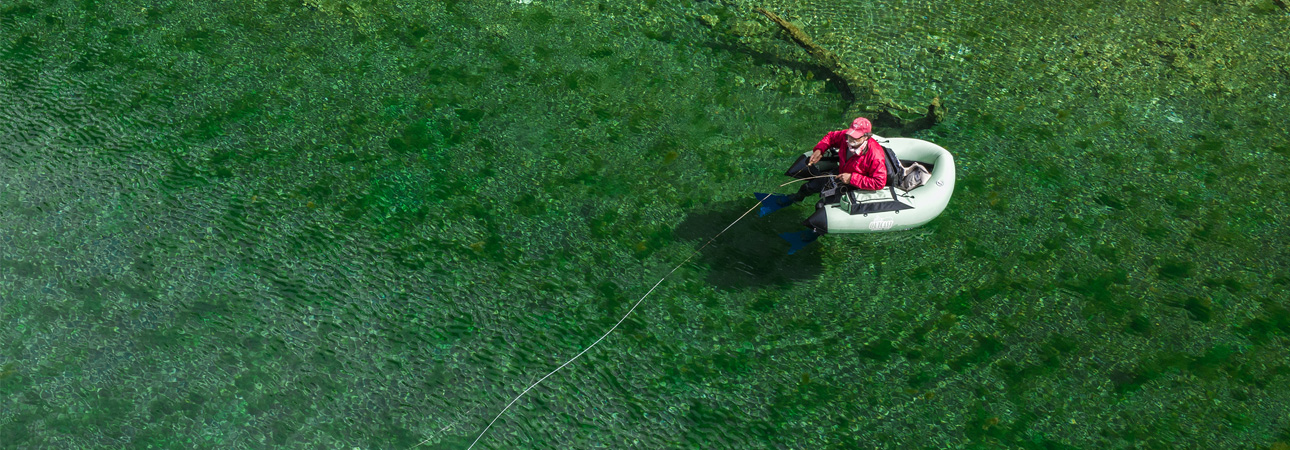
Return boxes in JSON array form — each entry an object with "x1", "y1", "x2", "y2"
[{"x1": 0, "y1": 0, "x2": 1287, "y2": 448}]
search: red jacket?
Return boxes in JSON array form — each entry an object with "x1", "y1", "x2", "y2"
[{"x1": 813, "y1": 130, "x2": 887, "y2": 190}]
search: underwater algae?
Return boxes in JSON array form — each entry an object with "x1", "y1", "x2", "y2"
[{"x1": 2, "y1": 0, "x2": 1289, "y2": 448}]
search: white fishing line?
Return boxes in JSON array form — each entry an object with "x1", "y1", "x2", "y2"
[{"x1": 414, "y1": 176, "x2": 831, "y2": 450}]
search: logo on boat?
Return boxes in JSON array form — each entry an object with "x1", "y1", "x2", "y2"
[
  {"x1": 936, "y1": 179, "x2": 944, "y2": 187},
  {"x1": 869, "y1": 217, "x2": 895, "y2": 231}
]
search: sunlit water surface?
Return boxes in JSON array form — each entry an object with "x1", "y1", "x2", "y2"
[{"x1": 1, "y1": 0, "x2": 1288, "y2": 448}]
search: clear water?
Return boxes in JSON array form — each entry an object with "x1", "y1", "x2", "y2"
[{"x1": 1, "y1": 0, "x2": 1287, "y2": 448}]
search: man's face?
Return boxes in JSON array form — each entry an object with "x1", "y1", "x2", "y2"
[{"x1": 846, "y1": 134, "x2": 869, "y2": 149}]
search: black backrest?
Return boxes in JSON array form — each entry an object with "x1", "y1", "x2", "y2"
[{"x1": 881, "y1": 145, "x2": 904, "y2": 187}]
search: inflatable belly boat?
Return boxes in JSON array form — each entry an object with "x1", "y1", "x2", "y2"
[{"x1": 798, "y1": 136, "x2": 956, "y2": 234}]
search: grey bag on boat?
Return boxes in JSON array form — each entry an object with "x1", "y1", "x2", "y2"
[{"x1": 899, "y1": 162, "x2": 931, "y2": 191}]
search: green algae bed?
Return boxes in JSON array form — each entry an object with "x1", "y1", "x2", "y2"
[{"x1": 1, "y1": 0, "x2": 1287, "y2": 448}]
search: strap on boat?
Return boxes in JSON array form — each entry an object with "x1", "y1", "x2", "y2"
[{"x1": 895, "y1": 185, "x2": 916, "y2": 200}]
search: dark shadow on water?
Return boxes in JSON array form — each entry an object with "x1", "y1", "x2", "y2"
[{"x1": 673, "y1": 199, "x2": 823, "y2": 290}]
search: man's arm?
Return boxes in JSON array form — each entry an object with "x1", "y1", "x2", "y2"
[
  {"x1": 809, "y1": 131, "x2": 845, "y2": 165},
  {"x1": 813, "y1": 130, "x2": 845, "y2": 153}
]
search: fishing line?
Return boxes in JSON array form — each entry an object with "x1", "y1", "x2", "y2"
[{"x1": 412, "y1": 175, "x2": 836, "y2": 450}]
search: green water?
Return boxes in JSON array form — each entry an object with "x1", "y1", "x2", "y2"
[{"x1": 1, "y1": 0, "x2": 1287, "y2": 448}]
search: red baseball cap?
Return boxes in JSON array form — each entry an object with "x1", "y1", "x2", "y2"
[{"x1": 845, "y1": 117, "x2": 872, "y2": 139}]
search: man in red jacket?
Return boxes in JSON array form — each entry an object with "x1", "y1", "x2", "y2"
[
  {"x1": 768, "y1": 116, "x2": 886, "y2": 207},
  {"x1": 757, "y1": 117, "x2": 888, "y2": 253}
]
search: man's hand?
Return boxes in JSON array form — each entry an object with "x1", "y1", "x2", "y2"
[
  {"x1": 836, "y1": 173, "x2": 852, "y2": 184},
  {"x1": 808, "y1": 150, "x2": 822, "y2": 165}
]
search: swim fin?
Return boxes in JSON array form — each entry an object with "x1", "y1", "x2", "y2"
[
  {"x1": 754, "y1": 193, "x2": 796, "y2": 217},
  {"x1": 779, "y1": 229, "x2": 820, "y2": 255}
]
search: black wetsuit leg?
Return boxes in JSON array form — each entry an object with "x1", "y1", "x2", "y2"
[
  {"x1": 797, "y1": 174, "x2": 842, "y2": 234},
  {"x1": 791, "y1": 169, "x2": 838, "y2": 201}
]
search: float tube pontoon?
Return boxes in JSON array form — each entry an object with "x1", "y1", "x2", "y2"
[{"x1": 794, "y1": 136, "x2": 956, "y2": 234}]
